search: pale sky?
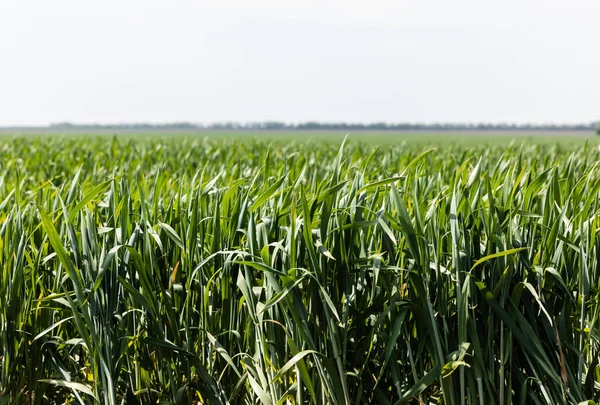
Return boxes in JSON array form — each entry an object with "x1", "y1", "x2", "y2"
[{"x1": 1, "y1": 0, "x2": 599, "y2": 126}]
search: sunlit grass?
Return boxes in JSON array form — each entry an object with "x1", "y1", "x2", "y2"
[{"x1": 0, "y1": 135, "x2": 599, "y2": 404}]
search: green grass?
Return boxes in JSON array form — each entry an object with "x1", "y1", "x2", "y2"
[
  {"x1": 1, "y1": 135, "x2": 599, "y2": 404},
  {"x1": 0, "y1": 128, "x2": 594, "y2": 146}
]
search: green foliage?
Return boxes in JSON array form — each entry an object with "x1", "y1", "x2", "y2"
[{"x1": 1, "y1": 135, "x2": 599, "y2": 404}]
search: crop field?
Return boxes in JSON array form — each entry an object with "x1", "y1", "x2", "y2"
[{"x1": 1, "y1": 134, "x2": 599, "y2": 404}]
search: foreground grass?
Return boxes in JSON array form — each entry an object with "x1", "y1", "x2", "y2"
[{"x1": 1, "y1": 135, "x2": 599, "y2": 404}]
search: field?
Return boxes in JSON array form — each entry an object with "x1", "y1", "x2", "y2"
[
  {"x1": 0, "y1": 128, "x2": 593, "y2": 145},
  {"x1": 1, "y1": 133, "x2": 599, "y2": 404}
]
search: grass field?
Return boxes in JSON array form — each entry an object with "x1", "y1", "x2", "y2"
[
  {"x1": 1, "y1": 133, "x2": 599, "y2": 404},
  {"x1": 0, "y1": 129, "x2": 595, "y2": 145}
]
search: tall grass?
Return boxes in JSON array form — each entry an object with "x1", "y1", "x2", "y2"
[{"x1": 0, "y1": 135, "x2": 599, "y2": 404}]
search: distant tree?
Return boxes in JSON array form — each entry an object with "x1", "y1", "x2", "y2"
[{"x1": 40, "y1": 121, "x2": 598, "y2": 132}]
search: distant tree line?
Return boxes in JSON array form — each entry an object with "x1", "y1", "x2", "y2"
[
  {"x1": 49, "y1": 122, "x2": 199, "y2": 130},
  {"x1": 49, "y1": 121, "x2": 599, "y2": 131}
]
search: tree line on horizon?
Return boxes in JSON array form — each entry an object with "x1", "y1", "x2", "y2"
[{"x1": 47, "y1": 121, "x2": 600, "y2": 131}]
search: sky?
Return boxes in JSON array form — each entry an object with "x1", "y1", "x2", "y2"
[{"x1": 1, "y1": 0, "x2": 599, "y2": 126}]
